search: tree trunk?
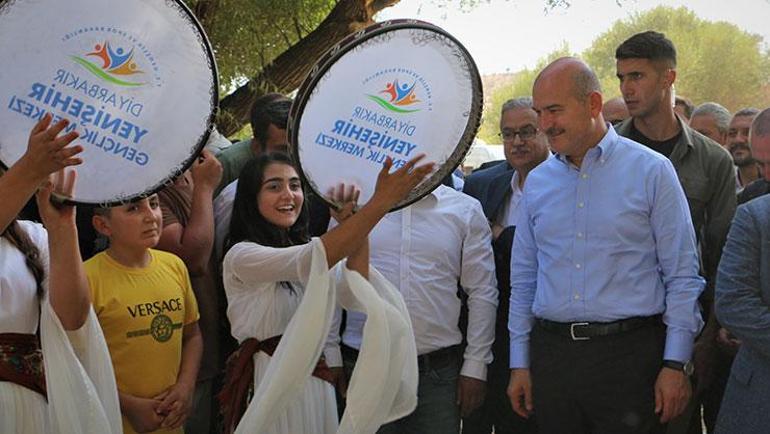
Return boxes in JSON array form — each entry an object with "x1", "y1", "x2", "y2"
[{"x1": 216, "y1": 0, "x2": 401, "y2": 136}]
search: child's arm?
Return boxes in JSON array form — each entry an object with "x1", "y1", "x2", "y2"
[
  {"x1": 119, "y1": 391, "x2": 163, "y2": 433},
  {"x1": 156, "y1": 322, "x2": 203, "y2": 429},
  {"x1": 157, "y1": 150, "x2": 222, "y2": 276}
]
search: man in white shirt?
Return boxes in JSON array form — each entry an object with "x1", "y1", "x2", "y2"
[{"x1": 341, "y1": 184, "x2": 498, "y2": 434}]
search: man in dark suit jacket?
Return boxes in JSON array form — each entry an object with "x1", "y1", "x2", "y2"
[
  {"x1": 714, "y1": 108, "x2": 770, "y2": 434},
  {"x1": 461, "y1": 97, "x2": 549, "y2": 434}
]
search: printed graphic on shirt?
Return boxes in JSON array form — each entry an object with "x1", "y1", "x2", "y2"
[{"x1": 125, "y1": 297, "x2": 184, "y2": 342}]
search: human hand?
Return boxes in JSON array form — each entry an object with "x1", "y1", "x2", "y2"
[
  {"x1": 654, "y1": 367, "x2": 691, "y2": 423},
  {"x1": 18, "y1": 113, "x2": 83, "y2": 182},
  {"x1": 507, "y1": 368, "x2": 533, "y2": 418},
  {"x1": 329, "y1": 366, "x2": 349, "y2": 399},
  {"x1": 35, "y1": 169, "x2": 77, "y2": 231},
  {"x1": 370, "y1": 154, "x2": 435, "y2": 212},
  {"x1": 328, "y1": 183, "x2": 360, "y2": 224},
  {"x1": 491, "y1": 222, "x2": 505, "y2": 240},
  {"x1": 123, "y1": 394, "x2": 164, "y2": 433},
  {"x1": 191, "y1": 149, "x2": 223, "y2": 192},
  {"x1": 716, "y1": 328, "x2": 741, "y2": 353},
  {"x1": 457, "y1": 375, "x2": 486, "y2": 417},
  {"x1": 154, "y1": 381, "x2": 195, "y2": 429}
]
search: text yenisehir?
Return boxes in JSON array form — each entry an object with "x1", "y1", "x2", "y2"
[{"x1": 6, "y1": 80, "x2": 150, "y2": 167}]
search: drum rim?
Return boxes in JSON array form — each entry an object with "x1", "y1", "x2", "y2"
[
  {"x1": 288, "y1": 18, "x2": 483, "y2": 212},
  {"x1": 0, "y1": 0, "x2": 220, "y2": 207}
]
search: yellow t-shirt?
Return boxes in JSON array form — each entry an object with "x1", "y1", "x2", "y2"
[{"x1": 85, "y1": 249, "x2": 199, "y2": 434}]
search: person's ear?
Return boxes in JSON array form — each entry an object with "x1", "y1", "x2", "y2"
[
  {"x1": 92, "y1": 214, "x2": 111, "y2": 237},
  {"x1": 588, "y1": 91, "x2": 603, "y2": 118},
  {"x1": 665, "y1": 68, "x2": 676, "y2": 87}
]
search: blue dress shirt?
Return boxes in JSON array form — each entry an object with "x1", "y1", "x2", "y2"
[{"x1": 509, "y1": 126, "x2": 704, "y2": 368}]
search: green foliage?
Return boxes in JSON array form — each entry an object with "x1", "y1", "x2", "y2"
[
  {"x1": 478, "y1": 44, "x2": 572, "y2": 143},
  {"x1": 582, "y1": 6, "x2": 770, "y2": 111},
  {"x1": 183, "y1": 0, "x2": 336, "y2": 95},
  {"x1": 482, "y1": 5, "x2": 770, "y2": 137}
]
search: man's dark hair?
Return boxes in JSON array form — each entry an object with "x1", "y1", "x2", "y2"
[
  {"x1": 226, "y1": 152, "x2": 310, "y2": 254},
  {"x1": 752, "y1": 108, "x2": 770, "y2": 137},
  {"x1": 735, "y1": 107, "x2": 760, "y2": 119},
  {"x1": 675, "y1": 96, "x2": 694, "y2": 118},
  {"x1": 249, "y1": 93, "x2": 292, "y2": 151},
  {"x1": 615, "y1": 31, "x2": 677, "y2": 68}
]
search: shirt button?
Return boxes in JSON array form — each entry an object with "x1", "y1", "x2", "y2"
[
  {"x1": 575, "y1": 263, "x2": 581, "y2": 269},
  {"x1": 574, "y1": 294, "x2": 580, "y2": 300},
  {"x1": 581, "y1": 173, "x2": 588, "y2": 179},
  {"x1": 578, "y1": 202, "x2": 584, "y2": 208},
  {"x1": 600, "y1": 158, "x2": 606, "y2": 164},
  {"x1": 577, "y1": 232, "x2": 584, "y2": 238}
]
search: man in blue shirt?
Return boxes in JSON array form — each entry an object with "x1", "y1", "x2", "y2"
[{"x1": 506, "y1": 57, "x2": 704, "y2": 434}]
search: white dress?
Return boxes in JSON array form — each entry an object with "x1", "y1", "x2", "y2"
[
  {"x1": 0, "y1": 220, "x2": 122, "y2": 434},
  {"x1": 223, "y1": 238, "x2": 418, "y2": 434},
  {"x1": 223, "y1": 238, "x2": 339, "y2": 434}
]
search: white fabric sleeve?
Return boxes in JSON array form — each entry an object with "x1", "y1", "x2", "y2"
[
  {"x1": 459, "y1": 201, "x2": 498, "y2": 381},
  {"x1": 336, "y1": 264, "x2": 418, "y2": 434},
  {"x1": 224, "y1": 241, "x2": 315, "y2": 289},
  {"x1": 40, "y1": 299, "x2": 122, "y2": 434},
  {"x1": 324, "y1": 305, "x2": 343, "y2": 368}
]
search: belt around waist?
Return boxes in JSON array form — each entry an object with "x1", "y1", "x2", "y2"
[
  {"x1": 535, "y1": 314, "x2": 663, "y2": 341},
  {"x1": 342, "y1": 343, "x2": 461, "y2": 369}
]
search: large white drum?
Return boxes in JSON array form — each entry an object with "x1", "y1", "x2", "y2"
[
  {"x1": 0, "y1": 0, "x2": 218, "y2": 205},
  {"x1": 289, "y1": 19, "x2": 483, "y2": 211}
]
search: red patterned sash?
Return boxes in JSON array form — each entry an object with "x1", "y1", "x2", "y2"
[
  {"x1": 0, "y1": 333, "x2": 46, "y2": 399},
  {"x1": 218, "y1": 335, "x2": 334, "y2": 434}
]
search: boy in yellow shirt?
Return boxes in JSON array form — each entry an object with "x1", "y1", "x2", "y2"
[{"x1": 86, "y1": 193, "x2": 203, "y2": 434}]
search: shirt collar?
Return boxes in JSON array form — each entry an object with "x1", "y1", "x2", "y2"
[
  {"x1": 555, "y1": 124, "x2": 617, "y2": 167},
  {"x1": 512, "y1": 152, "x2": 555, "y2": 192}
]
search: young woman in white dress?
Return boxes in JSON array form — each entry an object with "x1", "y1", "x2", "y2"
[
  {"x1": 221, "y1": 152, "x2": 432, "y2": 434},
  {"x1": 0, "y1": 114, "x2": 121, "y2": 433}
]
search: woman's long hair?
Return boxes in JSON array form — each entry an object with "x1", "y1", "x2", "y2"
[
  {"x1": 2, "y1": 220, "x2": 45, "y2": 298},
  {"x1": 225, "y1": 153, "x2": 310, "y2": 254}
]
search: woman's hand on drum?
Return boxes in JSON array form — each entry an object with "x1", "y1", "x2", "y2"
[
  {"x1": 328, "y1": 183, "x2": 360, "y2": 224},
  {"x1": 19, "y1": 113, "x2": 83, "y2": 183},
  {"x1": 370, "y1": 154, "x2": 435, "y2": 212},
  {"x1": 36, "y1": 169, "x2": 77, "y2": 232}
]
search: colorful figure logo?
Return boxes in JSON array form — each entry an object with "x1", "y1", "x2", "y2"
[
  {"x1": 72, "y1": 41, "x2": 145, "y2": 87},
  {"x1": 367, "y1": 79, "x2": 421, "y2": 113}
]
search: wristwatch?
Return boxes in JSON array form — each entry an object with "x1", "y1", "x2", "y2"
[{"x1": 663, "y1": 359, "x2": 694, "y2": 376}]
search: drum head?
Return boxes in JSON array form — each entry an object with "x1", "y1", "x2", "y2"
[
  {"x1": 289, "y1": 19, "x2": 482, "y2": 211},
  {"x1": 0, "y1": 0, "x2": 218, "y2": 205}
]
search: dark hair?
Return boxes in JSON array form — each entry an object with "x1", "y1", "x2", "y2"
[
  {"x1": 249, "y1": 93, "x2": 292, "y2": 152},
  {"x1": 615, "y1": 31, "x2": 677, "y2": 68},
  {"x1": 226, "y1": 153, "x2": 310, "y2": 253},
  {"x1": 675, "y1": 96, "x2": 694, "y2": 118},
  {"x1": 3, "y1": 221, "x2": 45, "y2": 298},
  {"x1": 734, "y1": 107, "x2": 760, "y2": 119},
  {"x1": 752, "y1": 108, "x2": 770, "y2": 137}
]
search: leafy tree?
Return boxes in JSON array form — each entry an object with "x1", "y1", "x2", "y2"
[
  {"x1": 582, "y1": 6, "x2": 770, "y2": 112},
  {"x1": 182, "y1": 0, "x2": 574, "y2": 137},
  {"x1": 477, "y1": 45, "x2": 571, "y2": 143}
]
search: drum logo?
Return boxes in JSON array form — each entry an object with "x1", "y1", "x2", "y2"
[
  {"x1": 363, "y1": 68, "x2": 433, "y2": 114},
  {"x1": 368, "y1": 79, "x2": 421, "y2": 113},
  {"x1": 61, "y1": 27, "x2": 162, "y2": 88},
  {"x1": 72, "y1": 41, "x2": 145, "y2": 87}
]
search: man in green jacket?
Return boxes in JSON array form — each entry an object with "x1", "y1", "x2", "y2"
[{"x1": 614, "y1": 31, "x2": 736, "y2": 434}]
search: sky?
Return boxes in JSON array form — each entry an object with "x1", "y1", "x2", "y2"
[{"x1": 377, "y1": 0, "x2": 770, "y2": 75}]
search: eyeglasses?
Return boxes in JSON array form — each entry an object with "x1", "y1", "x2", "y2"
[{"x1": 498, "y1": 125, "x2": 538, "y2": 142}]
